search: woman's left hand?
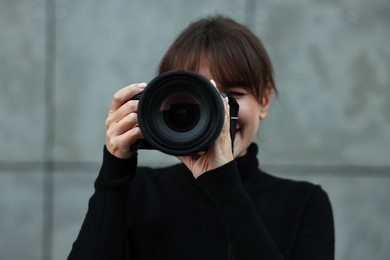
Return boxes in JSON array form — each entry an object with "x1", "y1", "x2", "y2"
[{"x1": 177, "y1": 94, "x2": 234, "y2": 179}]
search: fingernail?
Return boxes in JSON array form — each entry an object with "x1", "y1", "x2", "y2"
[
  {"x1": 138, "y1": 82, "x2": 147, "y2": 88},
  {"x1": 210, "y1": 79, "x2": 217, "y2": 87}
]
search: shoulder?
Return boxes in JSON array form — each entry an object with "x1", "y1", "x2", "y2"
[
  {"x1": 275, "y1": 172, "x2": 333, "y2": 221},
  {"x1": 254, "y1": 172, "x2": 335, "y2": 257},
  {"x1": 265, "y1": 173, "x2": 335, "y2": 249},
  {"x1": 248, "y1": 170, "x2": 333, "y2": 216},
  {"x1": 249, "y1": 171, "x2": 334, "y2": 236},
  {"x1": 257, "y1": 170, "x2": 328, "y2": 197}
]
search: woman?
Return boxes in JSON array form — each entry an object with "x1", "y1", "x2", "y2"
[{"x1": 68, "y1": 16, "x2": 334, "y2": 260}]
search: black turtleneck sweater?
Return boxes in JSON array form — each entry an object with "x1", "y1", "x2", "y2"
[{"x1": 68, "y1": 143, "x2": 334, "y2": 260}]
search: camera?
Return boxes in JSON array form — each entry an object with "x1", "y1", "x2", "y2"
[{"x1": 132, "y1": 70, "x2": 239, "y2": 156}]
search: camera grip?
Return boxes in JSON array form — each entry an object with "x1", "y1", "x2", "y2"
[{"x1": 224, "y1": 93, "x2": 239, "y2": 153}]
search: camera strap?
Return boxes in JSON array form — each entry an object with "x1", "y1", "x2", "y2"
[{"x1": 224, "y1": 93, "x2": 239, "y2": 154}]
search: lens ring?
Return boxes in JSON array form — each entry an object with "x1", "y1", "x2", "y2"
[{"x1": 138, "y1": 70, "x2": 224, "y2": 155}]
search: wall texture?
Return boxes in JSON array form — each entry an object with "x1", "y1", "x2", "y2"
[{"x1": 1, "y1": 0, "x2": 389, "y2": 259}]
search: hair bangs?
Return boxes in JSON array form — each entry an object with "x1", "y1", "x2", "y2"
[
  {"x1": 158, "y1": 16, "x2": 276, "y2": 104},
  {"x1": 205, "y1": 34, "x2": 264, "y2": 102}
]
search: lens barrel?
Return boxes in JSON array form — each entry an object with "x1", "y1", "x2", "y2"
[{"x1": 136, "y1": 70, "x2": 225, "y2": 155}]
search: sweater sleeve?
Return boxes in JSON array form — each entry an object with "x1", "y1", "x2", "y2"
[
  {"x1": 195, "y1": 161, "x2": 284, "y2": 260},
  {"x1": 68, "y1": 146, "x2": 137, "y2": 260}
]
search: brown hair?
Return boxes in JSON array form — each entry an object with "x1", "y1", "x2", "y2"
[{"x1": 158, "y1": 16, "x2": 276, "y2": 104}]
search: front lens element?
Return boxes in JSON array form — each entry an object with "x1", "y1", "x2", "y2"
[{"x1": 160, "y1": 93, "x2": 200, "y2": 132}]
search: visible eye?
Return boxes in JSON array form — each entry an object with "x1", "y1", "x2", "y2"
[
  {"x1": 228, "y1": 91, "x2": 245, "y2": 98},
  {"x1": 227, "y1": 88, "x2": 247, "y2": 98}
]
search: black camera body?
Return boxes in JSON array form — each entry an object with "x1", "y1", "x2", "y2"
[{"x1": 132, "y1": 70, "x2": 239, "y2": 156}]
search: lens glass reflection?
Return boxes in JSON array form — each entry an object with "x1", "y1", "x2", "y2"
[{"x1": 160, "y1": 93, "x2": 200, "y2": 132}]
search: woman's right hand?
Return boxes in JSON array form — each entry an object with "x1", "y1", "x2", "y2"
[{"x1": 105, "y1": 83, "x2": 147, "y2": 159}]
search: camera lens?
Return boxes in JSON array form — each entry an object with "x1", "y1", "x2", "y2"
[
  {"x1": 161, "y1": 93, "x2": 200, "y2": 132},
  {"x1": 137, "y1": 70, "x2": 225, "y2": 155}
]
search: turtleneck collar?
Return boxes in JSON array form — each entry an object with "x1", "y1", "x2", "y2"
[{"x1": 235, "y1": 142, "x2": 260, "y2": 181}]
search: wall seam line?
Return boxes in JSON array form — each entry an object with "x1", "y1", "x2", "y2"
[{"x1": 43, "y1": 0, "x2": 56, "y2": 259}]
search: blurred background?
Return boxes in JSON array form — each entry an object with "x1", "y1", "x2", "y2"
[{"x1": 1, "y1": 0, "x2": 389, "y2": 259}]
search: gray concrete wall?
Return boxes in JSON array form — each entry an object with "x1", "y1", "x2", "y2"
[{"x1": 1, "y1": 0, "x2": 389, "y2": 259}]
